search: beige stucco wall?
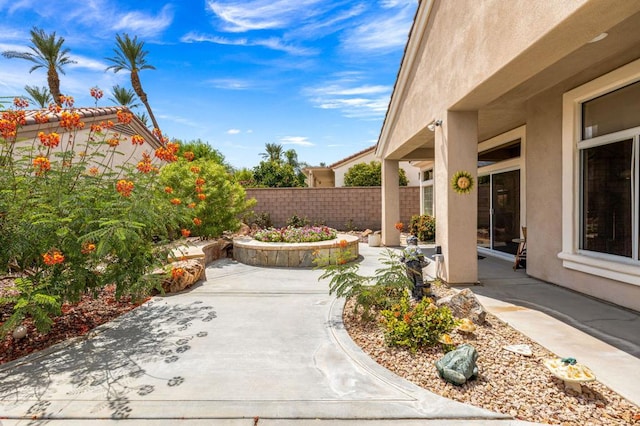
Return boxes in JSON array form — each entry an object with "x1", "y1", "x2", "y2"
[
  {"x1": 380, "y1": 0, "x2": 638, "y2": 159},
  {"x1": 526, "y1": 82, "x2": 640, "y2": 312}
]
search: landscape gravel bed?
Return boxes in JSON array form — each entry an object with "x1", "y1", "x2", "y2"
[{"x1": 343, "y1": 284, "x2": 639, "y2": 425}]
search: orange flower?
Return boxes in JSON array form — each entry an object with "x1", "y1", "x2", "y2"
[
  {"x1": 164, "y1": 186, "x2": 174, "y2": 194},
  {"x1": 0, "y1": 119, "x2": 17, "y2": 139},
  {"x1": 338, "y1": 239, "x2": 348, "y2": 249},
  {"x1": 181, "y1": 229, "x2": 191, "y2": 238},
  {"x1": 13, "y1": 97, "x2": 29, "y2": 108},
  {"x1": 59, "y1": 111, "x2": 83, "y2": 130},
  {"x1": 195, "y1": 178, "x2": 205, "y2": 186},
  {"x1": 171, "y1": 267, "x2": 185, "y2": 279},
  {"x1": 193, "y1": 217, "x2": 202, "y2": 226},
  {"x1": 90, "y1": 123, "x2": 103, "y2": 133},
  {"x1": 116, "y1": 180, "x2": 134, "y2": 197},
  {"x1": 87, "y1": 167, "x2": 99, "y2": 176},
  {"x1": 34, "y1": 112, "x2": 49, "y2": 124},
  {"x1": 48, "y1": 103, "x2": 62, "y2": 113},
  {"x1": 190, "y1": 166, "x2": 201, "y2": 174},
  {"x1": 117, "y1": 109, "x2": 133, "y2": 124},
  {"x1": 59, "y1": 95, "x2": 74, "y2": 108},
  {"x1": 38, "y1": 131, "x2": 61, "y2": 148},
  {"x1": 338, "y1": 258, "x2": 347, "y2": 265},
  {"x1": 170, "y1": 198, "x2": 181, "y2": 205},
  {"x1": 42, "y1": 250, "x2": 65, "y2": 265},
  {"x1": 107, "y1": 137, "x2": 120, "y2": 147},
  {"x1": 395, "y1": 222, "x2": 404, "y2": 232},
  {"x1": 195, "y1": 186, "x2": 204, "y2": 193},
  {"x1": 136, "y1": 152, "x2": 153, "y2": 173},
  {"x1": 197, "y1": 193, "x2": 206, "y2": 201},
  {"x1": 90, "y1": 87, "x2": 103, "y2": 100},
  {"x1": 187, "y1": 202, "x2": 196, "y2": 209},
  {"x1": 131, "y1": 134, "x2": 145, "y2": 145},
  {"x1": 183, "y1": 151, "x2": 195, "y2": 161},
  {"x1": 81, "y1": 242, "x2": 96, "y2": 254},
  {"x1": 33, "y1": 156, "x2": 51, "y2": 174}
]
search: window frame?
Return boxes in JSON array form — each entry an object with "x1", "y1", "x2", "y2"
[{"x1": 560, "y1": 59, "x2": 640, "y2": 285}]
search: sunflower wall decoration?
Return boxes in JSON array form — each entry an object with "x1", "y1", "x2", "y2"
[{"x1": 451, "y1": 170, "x2": 474, "y2": 194}]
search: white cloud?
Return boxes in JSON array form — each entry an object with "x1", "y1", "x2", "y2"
[
  {"x1": 279, "y1": 136, "x2": 314, "y2": 147},
  {"x1": 227, "y1": 129, "x2": 241, "y2": 134},
  {"x1": 206, "y1": 78, "x2": 253, "y2": 90},
  {"x1": 181, "y1": 32, "x2": 315, "y2": 56},
  {"x1": 69, "y1": 54, "x2": 109, "y2": 71},
  {"x1": 111, "y1": 4, "x2": 174, "y2": 38},
  {"x1": 341, "y1": 0, "x2": 415, "y2": 53},
  {"x1": 205, "y1": 0, "x2": 326, "y2": 33},
  {"x1": 304, "y1": 77, "x2": 392, "y2": 120}
]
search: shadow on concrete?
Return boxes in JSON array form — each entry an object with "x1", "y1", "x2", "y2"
[{"x1": 0, "y1": 300, "x2": 217, "y2": 421}]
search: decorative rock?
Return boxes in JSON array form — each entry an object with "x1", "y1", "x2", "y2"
[
  {"x1": 238, "y1": 223, "x2": 251, "y2": 236},
  {"x1": 435, "y1": 343, "x2": 479, "y2": 385},
  {"x1": 12, "y1": 325, "x2": 27, "y2": 340},
  {"x1": 503, "y1": 344, "x2": 533, "y2": 356},
  {"x1": 162, "y1": 258, "x2": 205, "y2": 293},
  {"x1": 361, "y1": 229, "x2": 373, "y2": 237},
  {"x1": 457, "y1": 318, "x2": 476, "y2": 333},
  {"x1": 436, "y1": 288, "x2": 487, "y2": 324}
]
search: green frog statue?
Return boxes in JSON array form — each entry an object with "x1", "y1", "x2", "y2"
[{"x1": 435, "y1": 343, "x2": 479, "y2": 385}]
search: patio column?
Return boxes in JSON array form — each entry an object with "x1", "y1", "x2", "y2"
[
  {"x1": 434, "y1": 111, "x2": 478, "y2": 284},
  {"x1": 382, "y1": 159, "x2": 401, "y2": 246}
]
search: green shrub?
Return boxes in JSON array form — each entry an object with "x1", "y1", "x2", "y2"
[
  {"x1": 381, "y1": 296, "x2": 458, "y2": 352},
  {"x1": 159, "y1": 159, "x2": 255, "y2": 238},
  {"x1": 286, "y1": 214, "x2": 309, "y2": 228},
  {"x1": 317, "y1": 249, "x2": 412, "y2": 322},
  {"x1": 409, "y1": 214, "x2": 436, "y2": 242}
]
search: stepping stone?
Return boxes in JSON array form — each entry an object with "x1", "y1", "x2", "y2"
[{"x1": 503, "y1": 344, "x2": 533, "y2": 356}]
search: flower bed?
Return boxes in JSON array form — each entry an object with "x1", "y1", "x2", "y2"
[
  {"x1": 253, "y1": 226, "x2": 337, "y2": 243},
  {"x1": 234, "y1": 233, "x2": 359, "y2": 268}
]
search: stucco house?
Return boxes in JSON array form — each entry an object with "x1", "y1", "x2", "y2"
[
  {"x1": 376, "y1": 0, "x2": 640, "y2": 311},
  {"x1": 304, "y1": 145, "x2": 421, "y2": 188},
  {"x1": 9, "y1": 106, "x2": 161, "y2": 169}
]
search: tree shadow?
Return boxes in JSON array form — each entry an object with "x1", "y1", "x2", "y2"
[{"x1": 0, "y1": 299, "x2": 216, "y2": 421}]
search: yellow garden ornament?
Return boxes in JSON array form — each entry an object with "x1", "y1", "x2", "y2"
[{"x1": 451, "y1": 171, "x2": 474, "y2": 194}]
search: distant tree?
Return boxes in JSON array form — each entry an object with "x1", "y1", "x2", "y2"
[
  {"x1": 260, "y1": 143, "x2": 283, "y2": 163},
  {"x1": 284, "y1": 148, "x2": 308, "y2": 186},
  {"x1": 233, "y1": 167, "x2": 255, "y2": 187},
  {"x1": 109, "y1": 84, "x2": 141, "y2": 109},
  {"x1": 2, "y1": 27, "x2": 76, "y2": 106},
  {"x1": 252, "y1": 161, "x2": 301, "y2": 188},
  {"x1": 24, "y1": 85, "x2": 52, "y2": 108},
  {"x1": 344, "y1": 161, "x2": 408, "y2": 187},
  {"x1": 177, "y1": 139, "x2": 229, "y2": 170},
  {"x1": 135, "y1": 112, "x2": 149, "y2": 127},
  {"x1": 105, "y1": 34, "x2": 160, "y2": 130}
]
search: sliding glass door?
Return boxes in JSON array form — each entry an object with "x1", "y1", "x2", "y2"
[{"x1": 477, "y1": 169, "x2": 521, "y2": 255}]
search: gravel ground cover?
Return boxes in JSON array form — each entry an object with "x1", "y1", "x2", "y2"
[{"x1": 343, "y1": 283, "x2": 640, "y2": 425}]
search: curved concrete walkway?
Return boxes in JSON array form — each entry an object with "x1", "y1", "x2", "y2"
[{"x1": 0, "y1": 245, "x2": 535, "y2": 425}]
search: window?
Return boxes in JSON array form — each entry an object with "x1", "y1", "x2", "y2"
[{"x1": 561, "y1": 59, "x2": 640, "y2": 285}]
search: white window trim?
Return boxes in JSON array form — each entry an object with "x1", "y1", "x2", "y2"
[{"x1": 561, "y1": 58, "x2": 640, "y2": 286}]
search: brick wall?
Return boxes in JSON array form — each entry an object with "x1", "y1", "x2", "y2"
[{"x1": 244, "y1": 187, "x2": 420, "y2": 230}]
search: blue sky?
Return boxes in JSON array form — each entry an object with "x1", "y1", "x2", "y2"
[{"x1": 0, "y1": 0, "x2": 417, "y2": 169}]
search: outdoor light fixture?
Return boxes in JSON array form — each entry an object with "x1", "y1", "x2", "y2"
[{"x1": 427, "y1": 119, "x2": 442, "y2": 131}]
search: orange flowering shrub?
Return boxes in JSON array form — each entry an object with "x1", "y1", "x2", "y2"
[
  {"x1": 193, "y1": 217, "x2": 202, "y2": 226},
  {"x1": 181, "y1": 229, "x2": 191, "y2": 237},
  {"x1": 170, "y1": 198, "x2": 181, "y2": 205},
  {"x1": 116, "y1": 180, "x2": 134, "y2": 197},
  {"x1": 42, "y1": 250, "x2": 65, "y2": 266},
  {"x1": 0, "y1": 95, "x2": 190, "y2": 336}
]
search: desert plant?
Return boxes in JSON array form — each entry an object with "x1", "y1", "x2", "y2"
[{"x1": 318, "y1": 249, "x2": 412, "y2": 322}]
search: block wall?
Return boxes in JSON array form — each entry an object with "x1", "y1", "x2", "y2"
[{"x1": 244, "y1": 187, "x2": 420, "y2": 230}]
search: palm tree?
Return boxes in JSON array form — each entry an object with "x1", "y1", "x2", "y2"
[
  {"x1": 135, "y1": 112, "x2": 150, "y2": 127},
  {"x1": 109, "y1": 85, "x2": 141, "y2": 109},
  {"x1": 105, "y1": 34, "x2": 160, "y2": 131},
  {"x1": 260, "y1": 143, "x2": 284, "y2": 163},
  {"x1": 24, "y1": 85, "x2": 52, "y2": 108},
  {"x1": 2, "y1": 27, "x2": 76, "y2": 106}
]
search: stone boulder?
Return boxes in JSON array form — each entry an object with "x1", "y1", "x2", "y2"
[
  {"x1": 436, "y1": 288, "x2": 486, "y2": 324},
  {"x1": 435, "y1": 343, "x2": 479, "y2": 385},
  {"x1": 162, "y1": 258, "x2": 205, "y2": 293}
]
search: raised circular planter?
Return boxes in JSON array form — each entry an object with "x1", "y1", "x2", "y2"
[{"x1": 233, "y1": 234, "x2": 360, "y2": 268}]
